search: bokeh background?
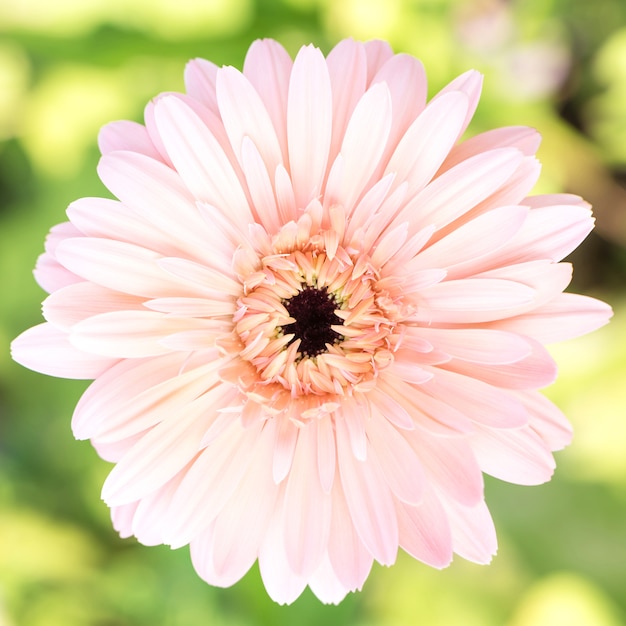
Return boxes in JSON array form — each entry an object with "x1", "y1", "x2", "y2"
[{"x1": 1, "y1": 0, "x2": 625, "y2": 624}]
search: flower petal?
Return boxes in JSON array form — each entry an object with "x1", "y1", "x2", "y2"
[
  {"x1": 153, "y1": 96, "x2": 253, "y2": 224},
  {"x1": 287, "y1": 44, "x2": 332, "y2": 208},
  {"x1": 336, "y1": 416, "x2": 398, "y2": 565},
  {"x1": 396, "y1": 485, "x2": 453, "y2": 568},
  {"x1": 11, "y1": 323, "x2": 117, "y2": 379}
]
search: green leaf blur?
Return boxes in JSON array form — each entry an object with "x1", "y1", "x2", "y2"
[{"x1": 1, "y1": 1, "x2": 625, "y2": 624}]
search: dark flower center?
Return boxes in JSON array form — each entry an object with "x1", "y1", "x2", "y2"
[{"x1": 282, "y1": 286, "x2": 343, "y2": 357}]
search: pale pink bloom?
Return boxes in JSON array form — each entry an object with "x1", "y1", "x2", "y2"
[{"x1": 12, "y1": 39, "x2": 612, "y2": 604}]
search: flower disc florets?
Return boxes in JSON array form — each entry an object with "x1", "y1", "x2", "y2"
[{"x1": 225, "y1": 212, "x2": 410, "y2": 419}]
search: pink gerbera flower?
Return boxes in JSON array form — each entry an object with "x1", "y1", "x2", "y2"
[{"x1": 12, "y1": 38, "x2": 612, "y2": 604}]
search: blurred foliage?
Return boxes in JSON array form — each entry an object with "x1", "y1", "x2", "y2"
[{"x1": 1, "y1": 0, "x2": 625, "y2": 624}]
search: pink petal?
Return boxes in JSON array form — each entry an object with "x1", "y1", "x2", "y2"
[
  {"x1": 240, "y1": 137, "x2": 281, "y2": 233},
  {"x1": 70, "y1": 310, "x2": 218, "y2": 358},
  {"x1": 367, "y1": 386, "x2": 416, "y2": 430},
  {"x1": 272, "y1": 416, "x2": 299, "y2": 484},
  {"x1": 157, "y1": 256, "x2": 241, "y2": 297},
  {"x1": 517, "y1": 390, "x2": 573, "y2": 451},
  {"x1": 287, "y1": 44, "x2": 332, "y2": 208},
  {"x1": 396, "y1": 148, "x2": 524, "y2": 234},
  {"x1": 371, "y1": 52, "x2": 428, "y2": 167},
  {"x1": 207, "y1": 421, "x2": 279, "y2": 585},
  {"x1": 421, "y1": 368, "x2": 529, "y2": 429},
  {"x1": 55, "y1": 237, "x2": 203, "y2": 298},
  {"x1": 100, "y1": 397, "x2": 217, "y2": 505},
  {"x1": 340, "y1": 398, "x2": 369, "y2": 461},
  {"x1": 326, "y1": 38, "x2": 367, "y2": 163},
  {"x1": 404, "y1": 431, "x2": 484, "y2": 507},
  {"x1": 365, "y1": 408, "x2": 425, "y2": 505},
  {"x1": 407, "y1": 205, "x2": 529, "y2": 278},
  {"x1": 11, "y1": 323, "x2": 117, "y2": 379},
  {"x1": 111, "y1": 502, "x2": 138, "y2": 539},
  {"x1": 441, "y1": 498, "x2": 497, "y2": 564},
  {"x1": 98, "y1": 120, "x2": 160, "y2": 159},
  {"x1": 327, "y1": 477, "x2": 373, "y2": 591},
  {"x1": 308, "y1": 555, "x2": 351, "y2": 604},
  {"x1": 33, "y1": 252, "x2": 82, "y2": 293},
  {"x1": 317, "y1": 415, "x2": 336, "y2": 494},
  {"x1": 243, "y1": 39, "x2": 292, "y2": 161},
  {"x1": 67, "y1": 197, "x2": 196, "y2": 261},
  {"x1": 415, "y1": 327, "x2": 532, "y2": 365},
  {"x1": 216, "y1": 65, "x2": 283, "y2": 175},
  {"x1": 153, "y1": 96, "x2": 253, "y2": 224},
  {"x1": 363, "y1": 39, "x2": 394, "y2": 83},
  {"x1": 143, "y1": 99, "x2": 174, "y2": 167},
  {"x1": 72, "y1": 352, "x2": 220, "y2": 440},
  {"x1": 144, "y1": 296, "x2": 234, "y2": 318},
  {"x1": 258, "y1": 490, "x2": 307, "y2": 605},
  {"x1": 396, "y1": 485, "x2": 453, "y2": 568},
  {"x1": 470, "y1": 155, "x2": 541, "y2": 218},
  {"x1": 43, "y1": 281, "x2": 144, "y2": 330},
  {"x1": 433, "y1": 69, "x2": 483, "y2": 139},
  {"x1": 440, "y1": 125, "x2": 541, "y2": 173},
  {"x1": 444, "y1": 339, "x2": 558, "y2": 390},
  {"x1": 470, "y1": 424, "x2": 556, "y2": 485},
  {"x1": 164, "y1": 419, "x2": 262, "y2": 548},
  {"x1": 132, "y1": 472, "x2": 186, "y2": 546},
  {"x1": 283, "y1": 422, "x2": 332, "y2": 577},
  {"x1": 497, "y1": 204, "x2": 595, "y2": 265},
  {"x1": 33, "y1": 222, "x2": 84, "y2": 293},
  {"x1": 377, "y1": 375, "x2": 474, "y2": 435},
  {"x1": 184, "y1": 57, "x2": 219, "y2": 115},
  {"x1": 487, "y1": 292, "x2": 612, "y2": 343},
  {"x1": 96, "y1": 152, "x2": 221, "y2": 266},
  {"x1": 325, "y1": 82, "x2": 392, "y2": 211},
  {"x1": 414, "y1": 278, "x2": 535, "y2": 323},
  {"x1": 384, "y1": 91, "x2": 469, "y2": 198},
  {"x1": 476, "y1": 260, "x2": 573, "y2": 313},
  {"x1": 336, "y1": 416, "x2": 398, "y2": 565},
  {"x1": 344, "y1": 172, "x2": 395, "y2": 238}
]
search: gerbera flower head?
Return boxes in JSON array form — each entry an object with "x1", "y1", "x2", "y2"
[{"x1": 12, "y1": 38, "x2": 612, "y2": 604}]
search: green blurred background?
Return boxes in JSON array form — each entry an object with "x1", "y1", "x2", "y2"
[{"x1": 1, "y1": 0, "x2": 625, "y2": 624}]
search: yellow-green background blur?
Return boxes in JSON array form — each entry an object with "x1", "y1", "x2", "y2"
[{"x1": 1, "y1": 1, "x2": 625, "y2": 624}]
